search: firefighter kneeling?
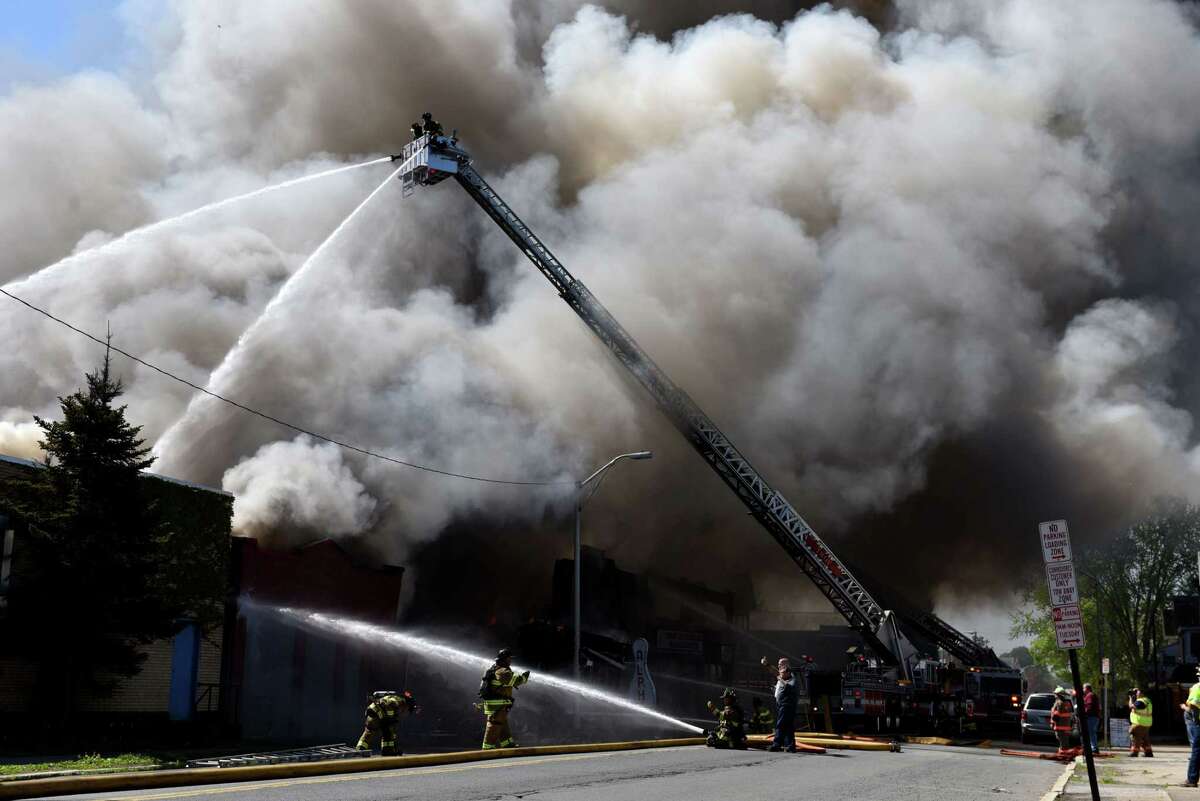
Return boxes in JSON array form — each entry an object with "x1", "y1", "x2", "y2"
[
  {"x1": 356, "y1": 689, "x2": 418, "y2": 756},
  {"x1": 478, "y1": 648, "x2": 530, "y2": 749},
  {"x1": 705, "y1": 688, "x2": 748, "y2": 750}
]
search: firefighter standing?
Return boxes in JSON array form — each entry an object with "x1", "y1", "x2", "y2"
[
  {"x1": 355, "y1": 689, "x2": 418, "y2": 756},
  {"x1": 749, "y1": 696, "x2": 775, "y2": 734},
  {"x1": 421, "y1": 112, "x2": 444, "y2": 137},
  {"x1": 479, "y1": 649, "x2": 529, "y2": 749},
  {"x1": 705, "y1": 688, "x2": 748, "y2": 749},
  {"x1": 1050, "y1": 686, "x2": 1075, "y2": 757},
  {"x1": 1129, "y1": 687, "x2": 1154, "y2": 757}
]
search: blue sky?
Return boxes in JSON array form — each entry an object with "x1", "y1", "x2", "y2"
[{"x1": 0, "y1": 0, "x2": 128, "y2": 86}]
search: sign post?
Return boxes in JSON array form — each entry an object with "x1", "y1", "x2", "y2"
[
  {"x1": 1102, "y1": 657, "x2": 1110, "y2": 747},
  {"x1": 1039, "y1": 519, "x2": 1099, "y2": 801}
]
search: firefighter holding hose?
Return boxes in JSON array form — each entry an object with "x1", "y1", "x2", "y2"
[
  {"x1": 705, "y1": 688, "x2": 748, "y2": 749},
  {"x1": 478, "y1": 648, "x2": 530, "y2": 749}
]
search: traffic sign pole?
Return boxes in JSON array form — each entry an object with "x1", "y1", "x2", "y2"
[
  {"x1": 1071, "y1": 650, "x2": 1101, "y2": 801},
  {"x1": 1038, "y1": 519, "x2": 1099, "y2": 801},
  {"x1": 1102, "y1": 657, "x2": 1110, "y2": 749}
]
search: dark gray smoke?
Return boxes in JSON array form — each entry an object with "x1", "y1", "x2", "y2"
[{"x1": 2, "y1": 1, "x2": 1199, "y2": 630}]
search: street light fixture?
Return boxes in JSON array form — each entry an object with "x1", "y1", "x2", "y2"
[{"x1": 573, "y1": 451, "x2": 653, "y2": 697}]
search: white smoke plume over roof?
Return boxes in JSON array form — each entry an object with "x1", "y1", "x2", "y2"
[{"x1": 1, "y1": 0, "x2": 1199, "y2": 602}]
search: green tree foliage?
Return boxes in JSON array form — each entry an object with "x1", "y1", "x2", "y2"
[
  {"x1": 1000, "y1": 646, "x2": 1057, "y2": 693},
  {"x1": 1012, "y1": 501, "x2": 1200, "y2": 695},
  {"x1": 0, "y1": 350, "x2": 229, "y2": 724}
]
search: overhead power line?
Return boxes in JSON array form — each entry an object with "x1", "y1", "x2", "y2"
[{"x1": 0, "y1": 287, "x2": 573, "y2": 487}]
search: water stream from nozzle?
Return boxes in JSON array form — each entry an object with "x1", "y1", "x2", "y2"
[
  {"x1": 4, "y1": 156, "x2": 393, "y2": 292},
  {"x1": 259, "y1": 602, "x2": 704, "y2": 735},
  {"x1": 151, "y1": 162, "x2": 405, "y2": 463}
]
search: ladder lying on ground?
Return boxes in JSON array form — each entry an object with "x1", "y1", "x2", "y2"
[{"x1": 186, "y1": 744, "x2": 363, "y2": 768}]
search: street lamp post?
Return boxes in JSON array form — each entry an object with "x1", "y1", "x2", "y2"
[{"x1": 573, "y1": 451, "x2": 653, "y2": 701}]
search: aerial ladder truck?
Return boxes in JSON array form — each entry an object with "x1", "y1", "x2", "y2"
[{"x1": 392, "y1": 126, "x2": 1022, "y2": 733}]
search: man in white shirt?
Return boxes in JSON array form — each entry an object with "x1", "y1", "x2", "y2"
[{"x1": 761, "y1": 656, "x2": 798, "y2": 753}]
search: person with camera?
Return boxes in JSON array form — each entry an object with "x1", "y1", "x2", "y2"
[
  {"x1": 1128, "y1": 687, "x2": 1154, "y2": 757},
  {"x1": 1179, "y1": 667, "x2": 1200, "y2": 787}
]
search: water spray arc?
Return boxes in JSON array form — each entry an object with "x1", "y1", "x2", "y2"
[
  {"x1": 260, "y1": 602, "x2": 703, "y2": 735},
  {"x1": 5, "y1": 156, "x2": 393, "y2": 293},
  {"x1": 153, "y1": 163, "x2": 406, "y2": 463}
]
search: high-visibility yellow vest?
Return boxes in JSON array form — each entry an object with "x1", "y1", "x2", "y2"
[{"x1": 1130, "y1": 697, "x2": 1153, "y2": 727}]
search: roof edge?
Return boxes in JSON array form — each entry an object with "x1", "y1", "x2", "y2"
[{"x1": 0, "y1": 453, "x2": 232, "y2": 498}]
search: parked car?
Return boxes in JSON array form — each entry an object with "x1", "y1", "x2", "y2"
[{"x1": 1021, "y1": 692, "x2": 1078, "y2": 744}]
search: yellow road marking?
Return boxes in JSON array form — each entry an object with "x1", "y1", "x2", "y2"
[{"x1": 89, "y1": 749, "x2": 685, "y2": 801}]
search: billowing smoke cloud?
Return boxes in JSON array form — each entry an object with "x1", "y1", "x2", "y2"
[
  {"x1": 0, "y1": 73, "x2": 167, "y2": 284},
  {"x1": 224, "y1": 436, "x2": 378, "y2": 543},
  {"x1": 2, "y1": 0, "x2": 1200, "y2": 623}
]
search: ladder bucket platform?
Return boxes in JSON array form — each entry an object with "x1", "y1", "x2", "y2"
[{"x1": 392, "y1": 134, "x2": 470, "y2": 197}]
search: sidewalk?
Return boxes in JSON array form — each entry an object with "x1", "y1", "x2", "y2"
[{"x1": 1060, "y1": 745, "x2": 1198, "y2": 801}]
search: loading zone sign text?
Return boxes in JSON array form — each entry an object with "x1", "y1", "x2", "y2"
[{"x1": 1038, "y1": 520, "x2": 1072, "y2": 563}]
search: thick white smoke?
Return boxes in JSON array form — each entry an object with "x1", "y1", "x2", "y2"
[
  {"x1": 2, "y1": 1, "x2": 1199, "y2": 598},
  {"x1": 224, "y1": 437, "x2": 378, "y2": 542}
]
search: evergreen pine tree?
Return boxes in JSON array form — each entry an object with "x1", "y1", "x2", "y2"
[{"x1": 1, "y1": 346, "x2": 182, "y2": 725}]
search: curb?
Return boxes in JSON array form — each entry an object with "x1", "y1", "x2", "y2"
[
  {"x1": 1039, "y1": 755, "x2": 1079, "y2": 801},
  {"x1": 0, "y1": 738, "x2": 705, "y2": 800}
]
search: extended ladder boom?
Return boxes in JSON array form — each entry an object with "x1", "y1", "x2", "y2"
[{"x1": 397, "y1": 132, "x2": 917, "y2": 664}]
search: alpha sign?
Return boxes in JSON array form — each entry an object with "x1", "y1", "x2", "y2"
[
  {"x1": 1039, "y1": 519, "x2": 1072, "y2": 563},
  {"x1": 628, "y1": 637, "x2": 657, "y2": 706}
]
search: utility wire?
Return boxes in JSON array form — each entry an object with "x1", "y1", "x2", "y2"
[{"x1": 0, "y1": 286, "x2": 574, "y2": 487}]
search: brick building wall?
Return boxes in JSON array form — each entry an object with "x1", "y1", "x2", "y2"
[
  {"x1": 0, "y1": 452, "x2": 233, "y2": 727},
  {"x1": 0, "y1": 656, "x2": 36, "y2": 712},
  {"x1": 78, "y1": 639, "x2": 174, "y2": 713},
  {"x1": 0, "y1": 625, "x2": 225, "y2": 715}
]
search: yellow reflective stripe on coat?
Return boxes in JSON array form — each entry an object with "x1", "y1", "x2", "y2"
[
  {"x1": 481, "y1": 699, "x2": 512, "y2": 712},
  {"x1": 1130, "y1": 698, "x2": 1153, "y2": 727}
]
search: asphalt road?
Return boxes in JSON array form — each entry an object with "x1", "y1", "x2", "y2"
[{"x1": 36, "y1": 744, "x2": 1068, "y2": 801}]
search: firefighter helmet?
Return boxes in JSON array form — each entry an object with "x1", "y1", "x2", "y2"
[
  {"x1": 496, "y1": 648, "x2": 514, "y2": 663},
  {"x1": 722, "y1": 687, "x2": 737, "y2": 700}
]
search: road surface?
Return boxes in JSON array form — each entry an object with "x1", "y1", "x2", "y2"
[{"x1": 36, "y1": 744, "x2": 1067, "y2": 801}]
